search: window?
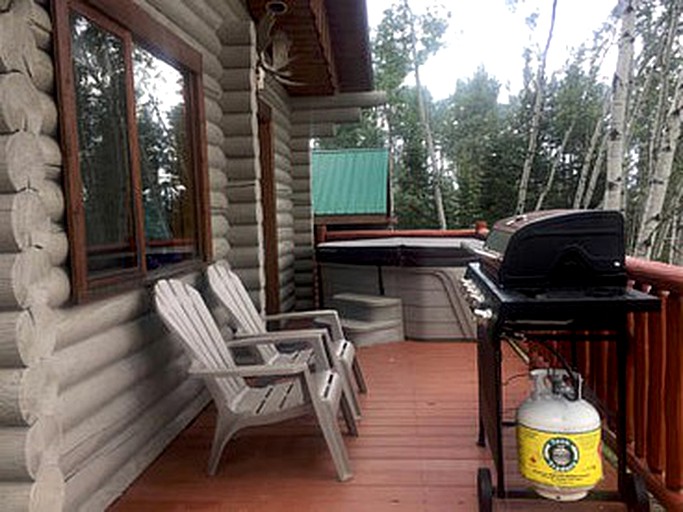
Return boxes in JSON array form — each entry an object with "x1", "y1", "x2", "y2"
[{"x1": 54, "y1": 0, "x2": 210, "y2": 301}]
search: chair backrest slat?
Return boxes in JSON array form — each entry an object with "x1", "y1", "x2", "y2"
[
  {"x1": 208, "y1": 262, "x2": 278, "y2": 360},
  {"x1": 155, "y1": 279, "x2": 245, "y2": 397}
]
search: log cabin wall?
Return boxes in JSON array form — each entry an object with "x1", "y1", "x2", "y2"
[
  {"x1": 290, "y1": 123, "x2": 316, "y2": 310},
  {"x1": 260, "y1": 78, "x2": 297, "y2": 312},
  {"x1": 0, "y1": 0, "x2": 255, "y2": 510},
  {"x1": 218, "y1": 17, "x2": 266, "y2": 310}
]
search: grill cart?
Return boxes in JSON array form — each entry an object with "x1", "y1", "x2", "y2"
[{"x1": 461, "y1": 211, "x2": 660, "y2": 511}]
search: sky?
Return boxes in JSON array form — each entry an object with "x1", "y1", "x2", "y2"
[{"x1": 365, "y1": 0, "x2": 618, "y2": 101}]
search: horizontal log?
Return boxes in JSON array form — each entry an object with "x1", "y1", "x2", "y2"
[
  {"x1": 206, "y1": 120, "x2": 223, "y2": 147},
  {"x1": 210, "y1": 190, "x2": 228, "y2": 210},
  {"x1": 228, "y1": 224, "x2": 261, "y2": 247},
  {"x1": 145, "y1": 0, "x2": 222, "y2": 56},
  {"x1": 0, "y1": 306, "x2": 55, "y2": 368},
  {"x1": 219, "y1": 91, "x2": 255, "y2": 114},
  {"x1": 0, "y1": 73, "x2": 42, "y2": 135},
  {"x1": 223, "y1": 135, "x2": 257, "y2": 158},
  {"x1": 38, "y1": 91, "x2": 57, "y2": 136},
  {"x1": 219, "y1": 67, "x2": 254, "y2": 92},
  {"x1": 0, "y1": 416, "x2": 59, "y2": 479},
  {"x1": 59, "y1": 336, "x2": 180, "y2": 431},
  {"x1": 219, "y1": 45, "x2": 254, "y2": 68},
  {"x1": 60, "y1": 355, "x2": 187, "y2": 477},
  {"x1": 28, "y1": 2, "x2": 52, "y2": 51},
  {"x1": 64, "y1": 380, "x2": 207, "y2": 512},
  {"x1": 2, "y1": 464, "x2": 64, "y2": 512},
  {"x1": 33, "y1": 224, "x2": 67, "y2": 266},
  {"x1": 0, "y1": 131, "x2": 42, "y2": 192},
  {"x1": 225, "y1": 157, "x2": 258, "y2": 180},
  {"x1": 186, "y1": 0, "x2": 223, "y2": 30},
  {"x1": 0, "y1": 362, "x2": 56, "y2": 425},
  {"x1": 204, "y1": 96, "x2": 222, "y2": 125},
  {"x1": 227, "y1": 202, "x2": 262, "y2": 225},
  {"x1": 55, "y1": 289, "x2": 149, "y2": 350},
  {"x1": 220, "y1": 112, "x2": 255, "y2": 136},
  {"x1": 207, "y1": 143, "x2": 226, "y2": 170},
  {"x1": 0, "y1": 191, "x2": 49, "y2": 252},
  {"x1": 54, "y1": 314, "x2": 163, "y2": 391},
  {"x1": 29, "y1": 49, "x2": 52, "y2": 93},
  {"x1": 217, "y1": 20, "x2": 253, "y2": 46},
  {"x1": 212, "y1": 236, "x2": 230, "y2": 260},
  {"x1": 209, "y1": 166, "x2": 228, "y2": 190},
  {"x1": 232, "y1": 266, "x2": 264, "y2": 291},
  {"x1": 0, "y1": 248, "x2": 51, "y2": 309},
  {"x1": 211, "y1": 213, "x2": 229, "y2": 237},
  {"x1": 227, "y1": 245, "x2": 260, "y2": 267},
  {"x1": 41, "y1": 266, "x2": 69, "y2": 308},
  {"x1": 226, "y1": 180, "x2": 259, "y2": 203},
  {"x1": 0, "y1": 11, "x2": 35, "y2": 75},
  {"x1": 203, "y1": 73, "x2": 221, "y2": 101},
  {"x1": 39, "y1": 135, "x2": 61, "y2": 168},
  {"x1": 33, "y1": 179, "x2": 64, "y2": 222}
]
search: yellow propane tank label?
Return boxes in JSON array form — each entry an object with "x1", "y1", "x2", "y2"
[{"x1": 517, "y1": 424, "x2": 603, "y2": 489}]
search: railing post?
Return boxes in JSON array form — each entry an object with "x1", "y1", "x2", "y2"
[
  {"x1": 646, "y1": 290, "x2": 667, "y2": 475},
  {"x1": 633, "y1": 286, "x2": 650, "y2": 458},
  {"x1": 665, "y1": 292, "x2": 683, "y2": 491}
]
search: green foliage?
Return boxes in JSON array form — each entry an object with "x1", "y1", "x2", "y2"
[{"x1": 317, "y1": 0, "x2": 683, "y2": 258}]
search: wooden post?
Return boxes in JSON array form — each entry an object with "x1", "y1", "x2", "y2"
[
  {"x1": 665, "y1": 293, "x2": 683, "y2": 490},
  {"x1": 633, "y1": 295, "x2": 650, "y2": 458},
  {"x1": 646, "y1": 291, "x2": 667, "y2": 474}
]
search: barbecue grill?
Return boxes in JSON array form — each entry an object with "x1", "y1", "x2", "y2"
[{"x1": 461, "y1": 210, "x2": 660, "y2": 511}]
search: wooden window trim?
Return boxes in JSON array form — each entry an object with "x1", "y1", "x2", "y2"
[{"x1": 53, "y1": 0, "x2": 211, "y2": 303}]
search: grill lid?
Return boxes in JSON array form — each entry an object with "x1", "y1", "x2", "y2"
[{"x1": 477, "y1": 210, "x2": 626, "y2": 294}]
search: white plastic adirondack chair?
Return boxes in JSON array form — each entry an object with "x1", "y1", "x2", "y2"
[
  {"x1": 207, "y1": 261, "x2": 367, "y2": 420},
  {"x1": 154, "y1": 278, "x2": 355, "y2": 481}
]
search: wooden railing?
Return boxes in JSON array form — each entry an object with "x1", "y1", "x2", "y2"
[
  {"x1": 566, "y1": 257, "x2": 683, "y2": 510},
  {"x1": 622, "y1": 257, "x2": 683, "y2": 510}
]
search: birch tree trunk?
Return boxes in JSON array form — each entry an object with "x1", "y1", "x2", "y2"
[
  {"x1": 573, "y1": 95, "x2": 609, "y2": 209},
  {"x1": 535, "y1": 120, "x2": 575, "y2": 211},
  {"x1": 516, "y1": 0, "x2": 558, "y2": 214},
  {"x1": 635, "y1": 67, "x2": 683, "y2": 257},
  {"x1": 645, "y1": 1, "x2": 679, "y2": 187},
  {"x1": 583, "y1": 133, "x2": 608, "y2": 209},
  {"x1": 604, "y1": 0, "x2": 638, "y2": 212},
  {"x1": 404, "y1": 0, "x2": 446, "y2": 229}
]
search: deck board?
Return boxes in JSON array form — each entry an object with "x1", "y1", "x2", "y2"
[{"x1": 109, "y1": 341, "x2": 621, "y2": 511}]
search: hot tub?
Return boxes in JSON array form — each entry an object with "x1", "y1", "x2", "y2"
[{"x1": 316, "y1": 237, "x2": 483, "y2": 340}]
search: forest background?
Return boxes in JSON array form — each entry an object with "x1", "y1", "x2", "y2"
[{"x1": 316, "y1": 0, "x2": 683, "y2": 264}]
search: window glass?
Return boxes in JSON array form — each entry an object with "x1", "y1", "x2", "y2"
[
  {"x1": 70, "y1": 13, "x2": 138, "y2": 275},
  {"x1": 132, "y1": 46, "x2": 198, "y2": 270}
]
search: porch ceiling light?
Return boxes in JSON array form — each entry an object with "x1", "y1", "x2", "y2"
[{"x1": 265, "y1": 0, "x2": 288, "y2": 15}]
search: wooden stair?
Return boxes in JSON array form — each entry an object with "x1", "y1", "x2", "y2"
[{"x1": 329, "y1": 293, "x2": 404, "y2": 346}]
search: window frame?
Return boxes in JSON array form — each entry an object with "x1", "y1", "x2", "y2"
[{"x1": 53, "y1": 0, "x2": 211, "y2": 302}]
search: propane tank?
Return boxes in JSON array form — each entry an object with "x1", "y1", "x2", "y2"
[{"x1": 516, "y1": 368, "x2": 602, "y2": 501}]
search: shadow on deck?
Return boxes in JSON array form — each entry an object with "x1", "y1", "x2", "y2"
[{"x1": 109, "y1": 341, "x2": 620, "y2": 512}]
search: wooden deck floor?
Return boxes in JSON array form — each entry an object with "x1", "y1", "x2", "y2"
[{"x1": 109, "y1": 341, "x2": 621, "y2": 512}]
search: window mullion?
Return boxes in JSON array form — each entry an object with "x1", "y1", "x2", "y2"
[{"x1": 122, "y1": 32, "x2": 147, "y2": 274}]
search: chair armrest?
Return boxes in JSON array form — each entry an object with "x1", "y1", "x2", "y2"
[
  {"x1": 265, "y1": 310, "x2": 344, "y2": 340},
  {"x1": 232, "y1": 329, "x2": 332, "y2": 369},
  {"x1": 189, "y1": 362, "x2": 308, "y2": 378}
]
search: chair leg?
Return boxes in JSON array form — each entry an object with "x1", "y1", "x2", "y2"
[
  {"x1": 352, "y1": 357, "x2": 368, "y2": 394},
  {"x1": 314, "y1": 402, "x2": 353, "y2": 481},
  {"x1": 207, "y1": 413, "x2": 239, "y2": 476},
  {"x1": 341, "y1": 362, "x2": 362, "y2": 421},
  {"x1": 340, "y1": 392, "x2": 358, "y2": 437}
]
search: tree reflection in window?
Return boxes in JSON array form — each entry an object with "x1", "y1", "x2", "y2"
[
  {"x1": 71, "y1": 13, "x2": 136, "y2": 273},
  {"x1": 133, "y1": 46, "x2": 198, "y2": 270}
]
